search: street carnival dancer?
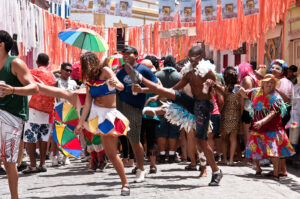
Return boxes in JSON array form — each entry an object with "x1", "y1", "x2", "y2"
[
  {"x1": 0, "y1": 30, "x2": 39, "y2": 199},
  {"x1": 72, "y1": 52, "x2": 130, "y2": 196},
  {"x1": 131, "y1": 46, "x2": 223, "y2": 186},
  {"x1": 238, "y1": 74, "x2": 295, "y2": 180}
]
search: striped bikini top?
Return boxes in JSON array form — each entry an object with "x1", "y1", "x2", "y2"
[{"x1": 86, "y1": 80, "x2": 116, "y2": 98}]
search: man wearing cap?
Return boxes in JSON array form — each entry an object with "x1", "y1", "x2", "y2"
[{"x1": 116, "y1": 46, "x2": 158, "y2": 182}]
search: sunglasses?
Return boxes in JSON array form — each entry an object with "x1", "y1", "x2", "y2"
[
  {"x1": 63, "y1": 68, "x2": 72, "y2": 73},
  {"x1": 187, "y1": 55, "x2": 201, "y2": 62}
]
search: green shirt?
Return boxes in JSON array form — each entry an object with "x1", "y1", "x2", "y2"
[{"x1": 0, "y1": 56, "x2": 28, "y2": 120}]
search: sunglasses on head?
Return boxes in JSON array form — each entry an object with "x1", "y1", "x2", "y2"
[{"x1": 187, "y1": 55, "x2": 201, "y2": 62}]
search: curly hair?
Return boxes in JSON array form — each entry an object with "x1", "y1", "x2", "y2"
[
  {"x1": 80, "y1": 52, "x2": 103, "y2": 81},
  {"x1": 224, "y1": 66, "x2": 238, "y2": 92}
]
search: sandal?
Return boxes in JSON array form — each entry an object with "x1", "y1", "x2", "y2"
[
  {"x1": 279, "y1": 173, "x2": 288, "y2": 177},
  {"x1": 22, "y1": 166, "x2": 39, "y2": 174},
  {"x1": 255, "y1": 171, "x2": 262, "y2": 177},
  {"x1": 121, "y1": 185, "x2": 130, "y2": 196},
  {"x1": 273, "y1": 175, "x2": 280, "y2": 181},
  {"x1": 185, "y1": 164, "x2": 197, "y2": 171},
  {"x1": 149, "y1": 165, "x2": 157, "y2": 174}
]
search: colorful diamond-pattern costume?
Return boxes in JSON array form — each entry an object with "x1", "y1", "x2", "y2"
[{"x1": 86, "y1": 103, "x2": 130, "y2": 136}]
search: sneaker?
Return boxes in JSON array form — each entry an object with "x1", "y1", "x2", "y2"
[
  {"x1": 17, "y1": 162, "x2": 28, "y2": 172},
  {"x1": 38, "y1": 165, "x2": 47, "y2": 172},
  {"x1": 131, "y1": 167, "x2": 138, "y2": 174},
  {"x1": 149, "y1": 165, "x2": 157, "y2": 174},
  {"x1": 208, "y1": 170, "x2": 223, "y2": 186},
  {"x1": 22, "y1": 166, "x2": 39, "y2": 174},
  {"x1": 0, "y1": 167, "x2": 6, "y2": 175},
  {"x1": 134, "y1": 169, "x2": 147, "y2": 183},
  {"x1": 63, "y1": 157, "x2": 71, "y2": 165},
  {"x1": 51, "y1": 156, "x2": 59, "y2": 167}
]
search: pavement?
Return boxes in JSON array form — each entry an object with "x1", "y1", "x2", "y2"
[{"x1": 1, "y1": 159, "x2": 300, "y2": 199}]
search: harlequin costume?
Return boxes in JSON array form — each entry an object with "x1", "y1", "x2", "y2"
[
  {"x1": 85, "y1": 80, "x2": 129, "y2": 137},
  {"x1": 245, "y1": 88, "x2": 295, "y2": 160}
]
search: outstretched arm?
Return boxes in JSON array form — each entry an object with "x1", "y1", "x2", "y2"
[
  {"x1": 37, "y1": 83, "x2": 77, "y2": 106},
  {"x1": 133, "y1": 76, "x2": 177, "y2": 100}
]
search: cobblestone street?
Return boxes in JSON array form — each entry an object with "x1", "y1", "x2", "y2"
[{"x1": 1, "y1": 159, "x2": 300, "y2": 199}]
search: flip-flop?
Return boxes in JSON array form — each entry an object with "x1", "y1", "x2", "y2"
[
  {"x1": 185, "y1": 164, "x2": 197, "y2": 171},
  {"x1": 255, "y1": 171, "x2": 263, "y2": 177}
]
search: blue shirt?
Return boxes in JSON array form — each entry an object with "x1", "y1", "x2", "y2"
[{"x1": 116, "y1": 64, "x2": 158, "y2": 109}]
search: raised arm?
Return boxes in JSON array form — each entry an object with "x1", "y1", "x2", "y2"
[{"x1": 104, "y1": 67, "x2": 124, "y2": 91}]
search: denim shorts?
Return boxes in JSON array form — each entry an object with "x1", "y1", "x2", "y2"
[
  {"x1": 174, "y1": 90, "x2": 194, "y2": 114},
  {"x1": 194, "y1": 100, "x2": 214, "y2": 140}
]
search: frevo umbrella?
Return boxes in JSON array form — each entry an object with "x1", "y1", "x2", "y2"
[
  {"x1": 53, "y1": 124, "x2": 82, "y2": 158},
  {"x1": 58, "y1": 27, "x2": 109, "y2": 52},
  {"x1": 109, "y1": 54, "x2": 124, "y2": 66},
  {"x1": 55, "y1": 102, "x2": 79, "y2": 131}
]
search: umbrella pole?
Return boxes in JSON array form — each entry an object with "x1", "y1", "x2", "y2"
[{"x1": 80, "y1": 33, "x2": 87, "y2": 54}]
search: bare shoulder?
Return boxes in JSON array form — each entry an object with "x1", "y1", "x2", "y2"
[
  {"x1": 11, "y1": 58, "x2": 29, "y2": 75},
  {"x1": 243, "y1": 76, "x2": 254, "y2": 88},
  {"x1": 102, "y1": 66, "x2": 115, "y2": 78}
]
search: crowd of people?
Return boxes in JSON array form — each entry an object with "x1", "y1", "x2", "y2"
[{"x1": 0, "y1": 30, "x2": 299, "y2": 199}]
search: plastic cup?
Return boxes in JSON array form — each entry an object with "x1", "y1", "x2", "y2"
[{"x1": 0, "y1": 80, "x2": 5, "y2": 97}]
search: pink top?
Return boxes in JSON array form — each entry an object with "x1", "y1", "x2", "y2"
[{"x1": 211, "y1": 95, "x2": 220, "y2": 115}]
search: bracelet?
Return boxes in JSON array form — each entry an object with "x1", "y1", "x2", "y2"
[{"x1": 12, "y1": 87, "x2": 15, "y2": 94}]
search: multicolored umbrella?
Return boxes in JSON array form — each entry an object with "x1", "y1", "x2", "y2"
[
  {"x1": 58, "y1": 28, "x2": 109, "y2": 52},
  {"x1": 53, "y1": 124, "x2": 82, "y2": 158},
  {"x1": 109, "y1": 54, "x2": 124, "y2": 66},
  {"x1": 55, "y1": 102, "x2": 79, "y2": 131}
]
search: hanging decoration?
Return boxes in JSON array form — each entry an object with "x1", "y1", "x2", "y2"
[
  {"x1": 114, "y1": 0, "x2": 133, "y2": 17},
  {"x1": 221, "y1": 0, "x2": 238, "y2": 20},
  {"x1": 50, "y1": 0, "x2": 64, "y2": 4},
  {"x1": 70, "y1": 0, "x2": 90, "y2": 11},
  {"x1": 201, "y1": 0, "x2": 218, "y2": 22},
  {"x1": 159, "y1": 0, "x2": 175, "y2": 22},
  {"x1": 242, "y1": 0, "x2": 260, "y2": 16},
  {"x1": 93, "y1": 0, "x2": 112, "y2": 14},
  {"x1": 180, "y1": 0, "x2": 196, "y2": 23}
]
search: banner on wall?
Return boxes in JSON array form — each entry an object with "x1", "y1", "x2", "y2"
[
  {"x1": 115, "y1": 0, "x2": 133, "y2": 17},
  {"x1": 70, "y1": 0, "x2": 90, "y2": 11},
  {"x1": 50, "y1": 0, "x2": 64, "y2": 4},
  {"x1": 159, "y1": 0, "x2": 175, "y2": 22},
  {"x1": 201, "y1": 0, "x2": 218, "y2": 22},
  {"x1": 180, "y1": 0, "x2": 196, "y2": 23},
  {"x1": 243, "y1": 0, "x2": 260, "y2": 16},
  {"x1": 221, "y1": 0, "x2": 238, "y2": 20},
  {"x1": 93, "y1": 0, "x2": 112, "y2": 14}
]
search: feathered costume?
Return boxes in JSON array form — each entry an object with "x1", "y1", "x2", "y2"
[
  {"x1": 245, "y1": 88, "x2": 295, "y2": 160},
  {"x1": 143, "y1": 60, "x2": 215, "y2": 133}
]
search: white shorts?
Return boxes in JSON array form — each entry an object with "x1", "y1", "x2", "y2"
[
  {"x1": 24, "y1": 123, "x2": 52, "y2": 143},
  {"x1": 0, "y1": 109, "x2": 24, "y2": 163}
]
